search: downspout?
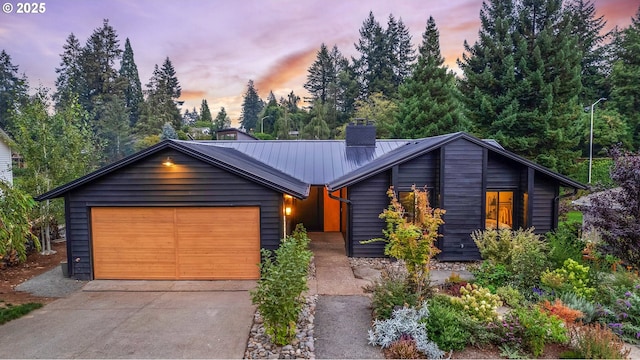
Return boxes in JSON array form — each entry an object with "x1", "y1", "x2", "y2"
[
  {"x1": 327, "y1": 186, "x2": 352, "y2": 257},
  {"x1": 553, "y1": 187, "x2": 578, "y2": 229}
]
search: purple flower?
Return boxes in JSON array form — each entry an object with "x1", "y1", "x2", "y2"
[
  {"x1": 636, "y1": 332, "x2": 640, "y2": 339},
  {"x1": 625, "y1": 291, "x2": 632, "y2": 297},
  {"x1": 625, "y1": 300, "x2": 632, "y2": 308},
  {"x1": 635, "y1": 284, "x2": 640, "y2": 290},
  {"x1": 618, "y1": 312, "x2": 629, "y2": 319},
  {"x1": 609, "y1": 323, "x2": 623, "y2": 328}
]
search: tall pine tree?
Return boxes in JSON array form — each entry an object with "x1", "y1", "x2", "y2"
[
  {"x1": 0, "y1": 50, "x2": 28, "y2": 130},
  {"x1": 213, "y1": 107, "x2": 231, "y2": 131},
  {"x1": 354, "y1": 12, "x2": 395, "y2": 99},
  {"x1": 610, "y1": 6, "x2": 640, "y2": 149},
  {"x1": 200, "y1": 99, "x2": 213, "y2": 124},
  {"x1": 53, "y1": 34, "x2": 85, "y2": 110},
  {"x1": 240, "y1": 80, "x2": 263, "y2": 132},
  {"x1": 119, "y1": 38, "x2": 143, "y2": 127},
  {"x1": 396, "y1": 17, "x2": 468, "y2": 138}
]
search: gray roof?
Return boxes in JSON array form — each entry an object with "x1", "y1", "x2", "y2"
[{"x1": 196, "y1": 139, "x2": 408, "y2": 185}]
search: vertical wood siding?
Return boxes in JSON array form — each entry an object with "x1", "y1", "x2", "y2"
[
  {"x1": 440, "y1": 139, "x2": 483, "y2": 261},
  {"x1": 349, "y1": 171, "x2": 390, "y2": 257},
  {"x1": 532, "y1": 173, "x2": 558, "y2": 234},
  {"x1": 397, "y1": 151, "x2": 439, "y2": 190},
  {"x1": 65, "y1": 149, "x2": 281, "y2": 279}
]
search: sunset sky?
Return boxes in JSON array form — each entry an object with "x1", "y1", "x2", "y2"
[{"x1": 1, "y1": 0, "x2": 637, "y2": 123}]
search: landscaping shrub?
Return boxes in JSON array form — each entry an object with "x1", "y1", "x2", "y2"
[
  {"x1": 596, "y1": 275, "x2": 640, "y2": 344},
  {"x1": 569, "y1": 323, "x2": 630, "y2": 359},
  {"x1": 423, "y1": 295, "x2": 472, "y2": 351},
  {"x1": 472, "y1": 227, "x2": 550, "y2": 294},
  {"x1": 369, "y1": 186, "x2": 445, "y2": 294},
  {"x1": 546, "y1": 222, "x2": 584, "y2": 269},
  {"x1": 559, "y1": 292, "x2": 599, "y2": 324},
  {"x1": 450, "y1": 283, "x2": 502, "y2": 323},
  {"x1": 511, "y1": 305, "x2": 568, "y2": 357},
  {"x1": 541, "y1": 259, "x2": 595, "y2": 299},
  {"x1": 386, "y1": 334, "x2": 422, "y2": 359},
  {"x1": 470, "y1": 262, "x2": 513, "y2": 293},
  {"x1": 540, "y1": 299, "x2": 584, "y2": 324},
  {"x1": 367, "y1": 302, "x2": 444, "y2": 359},
  {"x1": 0, "y1": 182, "x2": 39, "y2": 265},
  {"x1": 496, "y1": 285, "x2": 525, "y2": 308},
  {"x1": 250, "y1": 224, "x2": 313, "y2": 345},
  {"x1": 489, "y1": 313, "x2": 525, "y2": 353},
  {"x1": 365, "y1": 268, "x2": 418, "y2": 320}
]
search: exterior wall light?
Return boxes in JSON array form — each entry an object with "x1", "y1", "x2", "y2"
[
  {"x1": 285, "y1": 207, "x2": 292, "y2": 216},
  {"x1": 162, "y1": 157, "x2": 174, "y2": 167}
]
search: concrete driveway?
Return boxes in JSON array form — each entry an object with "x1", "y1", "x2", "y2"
[{"x1": 0, "y1": 288, "x2": 255, "y2": 359}]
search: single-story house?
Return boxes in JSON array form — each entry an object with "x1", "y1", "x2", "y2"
[
  {"x1": 0, "y1": 128, "x2": 13, "y2": 185},
  {"x1": 215, "y1": 127, "x2": 258, "y2": 140},
  {"x1": 37, "y1": 123, "x2": 586, "y2": 280}
]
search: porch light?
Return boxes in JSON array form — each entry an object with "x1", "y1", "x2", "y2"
[
  {"x1": 285, "y1": 207, "x2": 292, "y2": 216},
  {"x1": 162, "y1": 157, "x2": 174, "y2": 167}
]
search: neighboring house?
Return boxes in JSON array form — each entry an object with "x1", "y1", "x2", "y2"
[
  {"x1": 0, "y1": 128, "x2": 13, "y2": 185},
  {"x1": 215, "y1": 127, "x2": 258, "y2": 140},
  {"x1": 37, "y1": 123, "x2": 586, "y2": 280}
]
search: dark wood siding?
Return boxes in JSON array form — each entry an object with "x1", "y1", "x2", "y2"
[
  {"x1": 440, "y1": 139, "x2": 483, "y2": 261},
  {"x1": 486, "y1": 153, "x2": 521, "y2": 189},
  {"x1": 349, "y1": 171, "x2": 390, "y2": 257},
  {"x1": 65, "y1": 149, "x2": 281, "y2": 280},
  {"x1": 397, "y1": 151, "x2": 439, "y2": 190},
  {"x1": 532, "y1": 173, "x2": 558, "y2": 234}
]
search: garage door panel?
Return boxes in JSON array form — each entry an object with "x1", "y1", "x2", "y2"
[{"x1": 92, "y1": 207, "x2": 260, "y2": 280}]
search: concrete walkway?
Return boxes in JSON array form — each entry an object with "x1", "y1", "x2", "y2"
[{"x1": 307, "y1": 232, "x2": 383, "y2": 359}]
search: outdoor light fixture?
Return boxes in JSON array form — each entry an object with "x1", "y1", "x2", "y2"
[
  {"x1": 162, "y1": 156, "x2": 174, "y2": 167},
  {"x1": 285, "y1": 207, "x2": 292, "y2": 216}
]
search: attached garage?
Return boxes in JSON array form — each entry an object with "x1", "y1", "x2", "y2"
[{"x1": 91, "y1": 207, "x2": 260, "y2": 280}]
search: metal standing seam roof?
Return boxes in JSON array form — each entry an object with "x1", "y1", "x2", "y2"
[{"x1": 196, "y1": 139, "x2": 409, "y2": 185}]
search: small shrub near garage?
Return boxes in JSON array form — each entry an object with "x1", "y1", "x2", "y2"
[
  {"x1": 250, "y1": 224, "x2": 312, "y2": 346},
  {"x1": 365, "y1": 268, "x2": 418, "y2": 320}
]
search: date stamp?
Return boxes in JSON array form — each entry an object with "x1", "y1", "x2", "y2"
[{"x1": 2, "y1": 2, "x2": 46, "y2": 14}]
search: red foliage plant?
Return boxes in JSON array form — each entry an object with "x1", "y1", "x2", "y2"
[{"x1": 541, "y1": 299, "x2": 583, "y2": 324}]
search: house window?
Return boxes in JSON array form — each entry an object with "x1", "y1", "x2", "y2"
[
  {"x1": 399, "y1": 188, "x2": 435, "y2": 224},
  {"x1": 486, "y1": 191, "x2": 514, "y2": 229}
]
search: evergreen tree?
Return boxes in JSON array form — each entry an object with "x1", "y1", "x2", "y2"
[
  {"x1": 200, "y1": 99, "x2": 213, "y2": 123},
  {"x1": 54, "y1": 34, "x2": 85, "y2": 110},
  {"x1": 119, "y1": 38, "x2": 143, "y2": 127},
  {"x1": 137, "y1": 61, "x2": 182, "y2": 135},
  {"x1": 240, "y1": 80, "x2": 263, "y2": 132},
  {"x1": 566, "y1": 0, "x2": 610, "y2": 105},
  {"x1": 386, "y1": 15, "x2": 416, "y2": 88},
  {"x1": 459, "y1": 0, "x2": 582, "y2": 172},
  {"x1": 93, "y1": 94, "x2": 133, "y2": 163},
  {"x1": 213, "y1": 107, "x2": 231, "y2": 131},
  {"x1": 304, "y1": 44, "x2": 335, "y2": 103},
  {"x1": 0, "y1": 50, "x2": 28, "y2": 131},
  {"x1": 396, "y1": 17, "x2": 468, "y2": 138},
  {"x1": 160, "y1": 122, "x2": 177, "y2": 140},
  {"x1": 79, "y1": 19, "x2": 123, "y2": 115},
  {"x1": 354, "y1": 12, "x2": 395, "y2": 98},
  {"x1": 610, "y1": 6, "x2": 640, "y2": 148},
  {"x1": 260, "y1": 91, "x2": 281, "y2": 135}
]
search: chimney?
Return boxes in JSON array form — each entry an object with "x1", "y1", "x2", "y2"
[{"x1": 346, "y1": 119, "x2": 376, "y2": 147}]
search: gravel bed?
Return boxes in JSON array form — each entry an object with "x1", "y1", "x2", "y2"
[
  {"x1": 348, "y1": 257, "x2": 477, "y2": 273},
  {"x1": 244, "y1": 295, "x2": 317, "y2": 359}
]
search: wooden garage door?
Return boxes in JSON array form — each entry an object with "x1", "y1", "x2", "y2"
[{"x1": 91, "y1": 207, "x2": 260, "y2": 280}]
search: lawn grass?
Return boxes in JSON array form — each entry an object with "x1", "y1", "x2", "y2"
[
  {"x1": 0, "y1": 302, "x2": 43, "y2": 325},
  {"x1": 563, "y1": 210, "x2": 583, "y2": 225}
]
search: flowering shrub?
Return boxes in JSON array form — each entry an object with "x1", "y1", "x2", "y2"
[
  {"x1": 368, "y1": 302, "x2": 445, "y2": 359},
  {"x1": 512, "y1": 306, "x2": 568, "y2": 357},
  {"x1": 451, "y1": 283, "x2": 502, "y2": 322},
  {"x1": 598, "y1": 281, "x2": 640, "y2": 344},
  {"x1": 540, "y1": 299, "x2": 583, "y2": 324},
  {"x1": 488, "y1": 313, "x2": 525, "y2": 351},
  {"x1": 541, "y1": 258, "x2": 595, "y2": 299},
  {"x1": 386, "y1": 334, "x2": 422, "y2": 359},
  {"x1": 496, "y1": 285, "x2": 525, "y2": 308},
  {"x1": 569, "y1": 323, "x2": 631, "y2": 359}
]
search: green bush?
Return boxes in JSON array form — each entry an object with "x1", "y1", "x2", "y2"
[
  {"x1": 365, "y1": 268, "x2": 418, "y2": 320},
  {"x1": 541, "y1": 259, "x2": 595, "y2": 299},
  {"x1": 509, "y1": 233, "x2": 550, "y2": 293},
  {"x1": 512, "y1": 305, "x2": 568, "y2": 357},
  {"x1": 423, "y1": 295, "x2": 472, "y2": 351},
  {"x1": 0, "y1": 302, "x2": 43, "y2": 325},
  {"x1": 470, "y1": 262, "x2": 513, "y2": 293},
  {"x1": 451, "y1": 283, "x2": 502, "y2": 323},
  {"x1": 570, "y1": 158, "x2": 615, "y2": 188},
  {"x1": 250, "y1": 224, "x2": 312, "y2": 345},
  {"x1": 546, "y1": 222, "x2": 585, "y2": 269},
  {"x1": 496, "y1": 285, "x2": 525, "y2": 308}
]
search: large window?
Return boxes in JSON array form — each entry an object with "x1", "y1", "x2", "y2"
[
  {"x1": 399, "y1": 188, "x2": 435, "y2": 224},
  {"x1": 486, "y1": 191, "x2": 514, "y2": 229}
]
